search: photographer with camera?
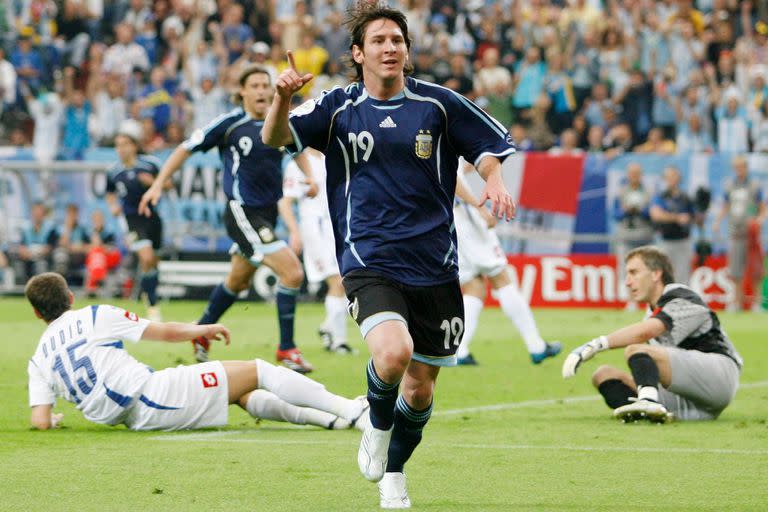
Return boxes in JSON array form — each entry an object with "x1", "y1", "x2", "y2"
[{"x1": 614, "y1": 163, "x2": 654, "y2": 309}]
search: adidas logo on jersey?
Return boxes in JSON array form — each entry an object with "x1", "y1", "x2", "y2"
[{"x1": 379, "y1": 116, "x2": 397, "y2": 128}]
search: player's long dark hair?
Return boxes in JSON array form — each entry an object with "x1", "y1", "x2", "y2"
[
  {"x1": 25, "y1": 272, "x2": 72, "y2": 322},
  {"x1": 343, "y1": 2, "x2": 413, "y2": 82},
  {"x1": 231, "y1": 65, "x2": 272, "y2": 106}
]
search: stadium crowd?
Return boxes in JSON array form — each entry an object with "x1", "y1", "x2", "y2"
[{"x1": 0, "y1": 0, "x2": 767, "y2": 156}]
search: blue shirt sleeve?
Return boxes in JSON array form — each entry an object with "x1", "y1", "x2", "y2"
[
  {"x1": 442, "y1": 89, "x2": 515, "y2": 167},
  {"x1": 287, "y1": 88, "x2": 341, "y2": 152},
  {"x1": 182, "y1": 110, "x2": 241, "y2": 153},
  {"x1": 650, "y1": 194, "x2": 664, "y2": 210}
]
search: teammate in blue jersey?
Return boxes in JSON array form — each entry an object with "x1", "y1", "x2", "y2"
[
  {"x1": 139, "y1": 65, "x2": 313, "y2": 373},
  {"x1": 262, "y1": 4, "x2": 516, "y2": 508},
  {"x1": 106, "y1": 120, "x2": 166, "y2": 322}
]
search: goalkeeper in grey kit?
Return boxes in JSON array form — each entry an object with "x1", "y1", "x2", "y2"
[{"x1": 562, "y1": 246, "x2": 742, "y2": 422}]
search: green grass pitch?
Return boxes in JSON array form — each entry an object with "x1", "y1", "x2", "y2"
[{"x1": 0, "y1": 296, "x2": 766, "y2": 511}]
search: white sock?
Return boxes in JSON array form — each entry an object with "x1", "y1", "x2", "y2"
[
  {"x1": 637, "y1": 385, "x2": 659, "y2": 402},
  {"x1": 326, "y1": 295, "x2": 349, "y2": 346},
  {"x1": 245, "y1": 390, "x2": 338, "y2": 428},
  {"x1": 255, "y1": 358, "x2": 356, "y2": 418},
  {"x1": 457, "y1": 295, "x2": 484, "y2": 359},
  {"x1": 497, "y1": 284, "x2": 546, "y2": 354}
]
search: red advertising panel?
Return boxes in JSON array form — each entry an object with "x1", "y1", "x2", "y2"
[
  {"x1": 517, "y1": 153, "x2": 584, "y2": 214},
  {"x1": 483, "y1": 255, "x2": 732, "y2": 309}
]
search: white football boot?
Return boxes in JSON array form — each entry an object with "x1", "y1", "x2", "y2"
[
  {"x1": 378, "y1": 472, "x2": 411, "y2": 509},
  {"x1": 358, "y1": 421, "x2": 393, "y2": 482},
  {"x1": 614, "y1": 399, "x2": 673, "y2": 423}
]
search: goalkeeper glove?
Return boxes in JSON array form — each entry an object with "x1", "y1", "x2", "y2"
[{"x1": 561, "y1": 336, "x2": 610, "y2": 378}]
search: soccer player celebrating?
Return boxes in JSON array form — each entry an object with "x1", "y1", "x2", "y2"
[
  {"x1": 453, "y1": 161, "x2": 561, "y2": 366},
  {"x1": 139, "y1": 65, "x2": 313, "y2": 373},
  {"x1": 562, "y1": 246, "x2": 743, "y2": 422},
  {"x1": 25, "y1": 272, "x2": 369, "y2": 432},
  {"x1": 282, "y1": 148, "x2": 353, "y2": 354},
  {"x1": 106, "y1": 120, "x2": 166, "y2": 322},
  {"x1": 262, "y1": 4, "x2": 515, "y2": 508}
]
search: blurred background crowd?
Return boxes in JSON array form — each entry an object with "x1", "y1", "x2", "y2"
[{"x1": 0, "y1": 0, "x2": 767, "y2": 159}]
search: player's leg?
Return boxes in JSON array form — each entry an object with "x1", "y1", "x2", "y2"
[
  {"x1": 262, "y1": 246, "x2": 311, "y2": 370},
  {"x1": 488, "y1": 268, "x2": 561, "y2": 363},
  {"x1": 612, "y1": 344, "x2": 674, "y2": 422},
  {"x1": 238, "y1": 390, "x2": 357, "y2": 429},
  {"x1": 221, "y1": 360, "x2": 368, "y2": 424},
  {"x1": 456, "y1": 275, "x2": 485, "y2": 365},
  {"x1": 192, "y1": 254, "x2": 256, "y2": 362},
  {"x1": 591, "y1": 365, "x2": 636, "y2": 408},
  {"x1": 727, "y1": 237, "x2": 746, "y2": 311},
  {"x1": 344, "y1": 272, "x2": 412, "y2": 483},
  {"x1": 136, "y1": 245, "x2": 161, "y2": 320},
  {"x1": 322, "y1": 273, "x2": 352, "y2": 352}
]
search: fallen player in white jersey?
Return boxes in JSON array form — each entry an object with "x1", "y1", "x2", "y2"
[
  {"x1": 25, "y1": 272, "x2": 368, "y2": 431},
  {"x1": 454, "y1": 161, "x2": 561, "y2": 365}
]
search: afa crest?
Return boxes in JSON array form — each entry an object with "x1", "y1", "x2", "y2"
[{"x1": 415, "y1": 130, "x2": 433, "y2": 159}]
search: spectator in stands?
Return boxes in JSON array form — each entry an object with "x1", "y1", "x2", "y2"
[
  {"x1": 220, "y1": 3, "x2": 253, "y2": 64},
  {"x1": 583, "y1": 82, "x2": 614, "y2": 130},
  {"x1": 16, "y1": 201, "x2": 58, "y2": 280},
  {"x1": 53, "y1": 203, "x2": 90, "y2": 281},
  {"x1": 543, "y1": 48, "x2": 577, "y2": 135},
  {"x1": 139, "y1": 66, "x2": 173, "y2": 134},
  {"x1": 676, "y1": 112, "x2": 716, "y2": 153},
  {"x1": 751, "y1": 98, "x2": 768, "y2": 152},
  {"x1": 598, "y1": 24, "x2": 625, "y2": 88},
  {"x1": 292, "y1": 32, "x2": 328, "y2": 100},
  {"x1": 11, "y1": 34, "x2": 44, "y2": 92},
  {"x1": 320, "y1": 10, "x2": 348, "y2": 64},
  {"x1": 190, "y1": 74, "x2": 227, "y2": 131},
  {"x1": 650, "y1": 166, "x2": 695, "y2": 285},
  {"x1": 715, "y1": 89, "x2": 750, "y2": 153},
  {"x1": 60, "y1": 67, "x2": 91, "y2": 159},
  {"x1": 140, "y1": 116, "x2": 166, "y2": 152},
  {"x1": 511, "y1": 46, "x2": 546, "y2": 124},
  {"x1": 713, "y1": 155, "x2": 767, "y2": 312},
  {"x1": 134, "y1": 13, "x2": 159, "y2": 66},
  {"x1": 54, "y1": 0, "x2": 91, "y2": 69},
  {"x1": 309, "y1": 59, "x2": 346, "y2": 99},
  {"x1": 652, "y1": 65, "x2": 680, "y2": 141},
  {"x1": 185, "y1": 40, "x2": 222, "y2": 90},
  {"x1": 548, "y1": 129, "x2": 584, "y2": 155},
  {"x1": 615, "y1": 67, "x2": 653, "y2": 146},
  {"x1": 21, "y1": 83, "x2": 64, "y2": 163},
  {"x1": 0, "y1": 47, "x2": 16, "y2": 121},
  {"x1": 634, "y1": 127, "x2": 676, "y2": 155},
  {"x1": 676, "y1": 83, "x2": 714, "y2": 136},
  {"x1": 527, "y1": 94, "x2": 556, "y2": 151},
  {"x1": 87, "y1": 67, "x2": 128, "y2": 146},
  {"x1": 122, "y1": 0, "x2": 152, "y2": 32},
  {"x1": 169, "y1": 89, "x2": 192, "y2": 134},
  {"x1": 586, "y1": 124, "x2": 607, "y2": 154},
  {"x1": 442, "y1": 53, "x2": 473, "y2": 98},
  {"x1": 510, "y1": 122, "x2": 534, "y2": 152},
  {"x1": 603, "y1": 122, "x2": 634, "y2": 158},
  {"x1": 668, "y1": 19, "x2": 705, "y2": 82},
  {"x1": 102, "y1": 22, "x2": 150, "y2": 77}
]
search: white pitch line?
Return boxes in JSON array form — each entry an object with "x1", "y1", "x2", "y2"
[
  {"x1": 435, "y1": 380, "x2": 768, "y2": 417},
  {"x1": 149, "y1": 433, "x2": 768, "y2": 456}
]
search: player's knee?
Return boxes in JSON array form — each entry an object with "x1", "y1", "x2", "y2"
[
  {"x1": 402, "y1": 384, "x2": 434, "y2": 410},
  {"x1": 376, "y1": 349, "x2": 411, "y2": 376},
  {"x1": 281, "y1": 264, "x2": 304, "y2": 288},
  {"x1": 624, "y1": 344, "x2": 648, "y2": 360},
  {"x1": 592, "y1": 365, "x2": 618, "y2": 388}
]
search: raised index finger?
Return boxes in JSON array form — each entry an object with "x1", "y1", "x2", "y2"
[{"x1": 286, "y1": 50, "x2": 297, "y2": 71}]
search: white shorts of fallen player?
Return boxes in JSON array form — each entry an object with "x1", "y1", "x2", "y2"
[
  {"x1": 300, "y1": 214, "x2": 340, "y2": 284},
  {"x1": 455, "y1": 204, "x2": 507, "y2": 285},
  {"x1": 124, "y1": 361, "x2": 229, "y2": 431}
]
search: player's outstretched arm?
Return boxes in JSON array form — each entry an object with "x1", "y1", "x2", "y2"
[
  {"x1": 562, "y1": 318, "x2": 667, "y2": 378},
  {"x1": 262, "y1": 51, "x2": 313, "y2": 148},
  {"x1": 475, "y1": 155, "x2": 515, "y2": 221},
  {"x1": 141, "y1": 321, "x2": 230, "y2": 345},
  {"x1": 138, "y1": 146, "x2": 191, "y2": 217}
]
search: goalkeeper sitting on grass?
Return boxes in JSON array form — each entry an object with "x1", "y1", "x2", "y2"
[{"x1": 562, "y1": 246, "x2": 743, "y2": 422}]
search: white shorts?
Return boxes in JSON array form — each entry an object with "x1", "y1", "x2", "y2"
[
  {"x1": 124, "y1": 361, "x2": 229, "y2": 431},
  {"x1": 300, "y1": 214, "x2": 339, "y2": 283},
  {"x1": 455, "y1": 204, "x2": 507, "y2": 284}
]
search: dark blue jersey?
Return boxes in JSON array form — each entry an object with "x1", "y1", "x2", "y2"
[
  {"x1": 106, "y1": 155, "x2": 162, "y2": 216},
  {"x1": 182, "y1": 108, "x2": 283, "y2": 208},
  {"x1": 288, "y1": 77, "x2": 515, "y2": 286}
]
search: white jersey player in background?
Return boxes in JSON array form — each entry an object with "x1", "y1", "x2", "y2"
[
  {"x1": 282, "y1": 148, "x2": 353, "y2": 353},
  {"x1": 454, "y1": 160, "x2": 561, "y2": 365},
  {"x1": 26, "y1": 272, "x2": 368, "y2": 431}
]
